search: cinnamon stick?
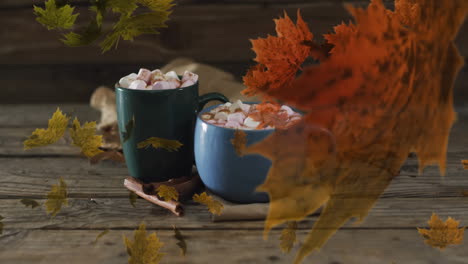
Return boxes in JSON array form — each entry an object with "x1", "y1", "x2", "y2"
[{"x1": 124, "y1": 177, "x2": 184, "y2": 216}]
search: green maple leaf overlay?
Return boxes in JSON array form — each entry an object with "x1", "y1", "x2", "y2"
[
  {"x1": 34, "y1": 0, "x2": 79, "y2": 30},
  {"x1": 34, "y1": 0, "x2": 175, "y2": 52}
]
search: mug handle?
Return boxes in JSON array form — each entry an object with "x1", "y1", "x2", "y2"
[{"x1": 198, "y1": 92, "x2": 229, "y2": 111}]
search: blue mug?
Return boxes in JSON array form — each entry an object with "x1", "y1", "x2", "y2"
[{"x1": 194, "y1": 103, "x2": 273, "y2": 203}]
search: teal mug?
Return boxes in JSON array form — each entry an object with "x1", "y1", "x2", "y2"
[{"x1": 116, "y1": 80, "x2": 228, "y2": 183}]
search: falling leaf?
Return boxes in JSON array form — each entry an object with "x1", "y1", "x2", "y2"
[
  {"x1": 90, "y1": 150, "x2": 125, "y2": 165},
  {"x1": 231, "y1": 130, "x2": 247, "y2": 156},
  {"x1": 0, "y1": 215, "x2": 3, "y2": 235},
  {"x1": 242, "y1": 10, "x2": 312, "y2": 98},
  {"x1": 157, "y1": 185, "x2": 179, "y2": 202},
  {"x1": 280, "y1": 221, "x2": 298, "y2": 253},
  {"x1": 137, "y1": 137, "x2": 183, "y2": 152},
  {"x1": 461, "y1": 191, "x2": 468, "y2": 197},
  {"x1": 93, "y1": 229, "x2": 110, "y2": 245},
  {"x1": 33, "y1": 0, "x2": 79, "y2": 30},
  {"x1": 24, "y1": 108, "x2": 70, "y2": 150},
  {"x1": 69, "y1": 118, "x2": 104, "y2": 158},
  {"x1": 123, "y1": 117, "x2": 135, "y2": 143},
  {"x1": 45, "y1": 177, "x2": 68, "y2": 217},
  {"x1": 242, "y1": 1, "x2": 468, "y2": 263},
  {"x1": 462, "y1": 160, "x2": 468, "y2": 170},
  {"x1": 173, "y1": 225, "x2": 187, "y2": 256},
  {"x1": 124, "y1": 222, "x2": 165, "y2": 264},
  {"x1": 192, "y1": 192, "x2": 223, "y2": 216},
  {"x1": 418, "y1": 213, "x2": 465, "y2": 249},
  {"x1": 20, "y1": 199, "x2": 40, "y2": 209},
  {"x1": 129, "y1": 191, "x2": 138, "y2": 208}
]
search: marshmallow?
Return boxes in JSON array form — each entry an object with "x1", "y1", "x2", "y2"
[
  {"x1": 229, "y1": 100, "x2": 243, "y2": 113},
  {"x1": 151, "y1": 81, "x2": 180, "y2": 90},
  {"x1": 136, "y1": 68, "x2": 152, "y2": 83},
  {"x1": 119, "y1": 73, "x2": 137, "y2": 88},
  {"x1": 128, "y1": 80, "x2": 147, "y2": 90},
  {"x1": 150, "y1": 70, "x2": 165, "y2": 84},
  {"x1": 214, "y1": 111, "x2": 229, "y2": 121},
  {"x1": 182, "y1": 71, "x2": 199, "y2": 83},
  {"x1": 228, "y1": 112, "x2": 245, "y2": 124},
  {"x1": 181, "y1": 80, "x2": 196, "y2": 88},
  {"x1": 243, "y1": 117, "x2": 261, "y2": 129},
  {"x1": 225, "y1": 120, "x2": 241, "y2": 129},
  {"x1": 281, "y1": 105, "x2": 295, "y2": 116},
  {"x1": 165, "y1": 71, "x2": 180, "y2": 81}
]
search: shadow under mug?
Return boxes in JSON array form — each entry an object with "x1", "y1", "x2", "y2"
[{"x1": 116, "y1": 81, "x2": 228, "y2": 183}]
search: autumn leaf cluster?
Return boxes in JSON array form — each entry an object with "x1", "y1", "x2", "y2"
[
  {"x1": 33, "y1": 0, "x2": 175, "y2": 52},
  {"x1": 24, "y1": 108, "x2": 103, "y2": 159},
  {"x1": 242, "y1": 0, "x2": 468, "y2": 263}
]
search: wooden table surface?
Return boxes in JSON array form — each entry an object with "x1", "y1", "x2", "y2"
[{"x1": 1, "y1": 104, "x2": 468, "y2": 264}]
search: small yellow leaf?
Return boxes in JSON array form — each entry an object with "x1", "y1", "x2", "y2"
[
  {"x1": 192, "y1": 192, "x2": 223, "y2": 216},
  {"x1": 129, "y1": 191, "x2": 138, "y2": 208},
  {"x1": 157, "y1": 185, "x2": 179, "y2": 201},
  {"x1": 124, "y1": 222, "x2": 165, "y2": 264},
  {"x1": 137, "y1": 137, "x2": 183, "y2": 152},
  {"x1": 69, "y1": 118, "x2": 104, "y2": 158},
  {"x1": 93, "y1": 229, "x2": 110, "y2": 245},
  {"x1": 45, "y1": 177, "x2": 68, "y2": 217},
  {"x1": 462, "y1": 160, "x2": 468, "y2": 170},
  {"x1": 417, "y1": 213, "x2": 465, "y2": 250},
  {"x1": 20, "y1": 199, "x2": 40, "y2": 209},
  {"x1": 280, "y1": 221, "x2": 298, "y2": 253},
  {"x1": 24, "y1": 108, "x2": 70, "y2": 149},
  {"x1": 231, "y1": 130, "x2": 247, "y2": 156},
  {"x1": 173, "y1": 225, "x2": 187, "y2": 256}
]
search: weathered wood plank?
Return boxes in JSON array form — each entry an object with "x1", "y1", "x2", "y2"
[
  {"x1": 1, "y1": 229, "x2": 467, "y2": 264},
  {"x1": 1, "y1": 197, "x2": 468, "y2": 230},
  {"x1": 1, "y1": 3, "x2": 466, "y2": 65},
  {"x1": 0, "y1": 155, "x2": 467, "y2": 199}
]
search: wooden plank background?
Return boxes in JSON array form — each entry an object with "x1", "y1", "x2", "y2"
[{"x1": 0, "y1": 0, "x2": 467, "y2": 104}]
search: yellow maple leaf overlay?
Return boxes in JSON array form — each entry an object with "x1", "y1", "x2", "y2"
[
  {"x1": 124, "y1": 222, "x2": 165, "y2": 264},
  {"x1": 173, "y1": 225, "x2": 187, "y2": 256},
  {"x1": 418, "y1": 213, "x2": 465, "y2": 250},
  {"x1": 0, "y1": 215, "x2": 3, "y2": 235},
  {"x1": 45, "y1": 177, "x2": 68, "y2": 217},
  {"x1": 280, "y1": 221, "x2": 298, "y2": 253},
  {"x1": 157, "y1": 185, "x2": 179, "y2": 201},
  {"x1": 137, "y1": 137, "x2": 183, "y2": 152},
  {"x1": 24, "y1": 108, "x2": 70, "y2": 149},
  {"x1": 193, "y1": 192, "x2": 223, "y2": 216},
  {"x1": 129, "y1": 191, "x2": 138, "y2": 208},
  {"x1": 462, "y1": 160, "x2": 468, "y2": 170},
  {"x1": 93, "y1": 229, "x2": 110, "y2": 245},
  {"x1": 69, "y1": 118, "x2": 104, "y2": 158},
  {"x1": 231, "y1": 130, "x2": 247, "y2": 156}
]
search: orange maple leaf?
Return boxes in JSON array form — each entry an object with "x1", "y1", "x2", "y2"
[
  {"x1": 242, "y1": 10, "x2": 312, "y2": 98},
  {"x1": 418, "y1": 213, "x2": 465, "y2": 250},
  {"x1": 242, "y1": 1, "x2": 468, "y2": 263}
]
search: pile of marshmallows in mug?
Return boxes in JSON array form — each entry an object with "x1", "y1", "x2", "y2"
[
  {"x1": 119, "y1": 68, "x2": 198, "y2": 90},
  {"x1": 202, "y1": 100, "x2": 302, "y2": 130}
]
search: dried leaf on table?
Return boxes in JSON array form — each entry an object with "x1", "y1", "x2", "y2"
[
  {"x1": 93, "y1": 229, "x2": 110, "y2": 245},
  {"x1": 69, "y1": 118, "x2": 103, "y2": 158},
  {"x1": 280, "y1": 221, "x2": 298, "y2": 253},
  {"x1": 20, "y1": 199, "x2": 40, "y2": 209},
  {"x1": 137, "y1": 137, "x2": 183, "y2": 152},
  {"x1": 0, "y1": 215, "x2": 3, "y2": 235},
  {"x1": 124, "y1": 222, "x2": 165, "y2": 264},
  {"x1": 33, "y1": 0, "x2": 79, "y2": 30},
  {"x1": 157, "y1": 185, "x2": 179, "y2": 202},
  {"x1": 173, "y1": 225, "x2": 187, "y2": 256},
  {"x1": 129, "y1": 191, "x2": 138, "y2": 208},
  {"x1": 24, "y1": 108, "x2": 70, "y2": 150},
  {"x1": 231, "y1": 130, "x2": 247, "y2": 156},
  {"x1": 418, "y1": 213, "x2": 465, "y2": 250},
  {"x1": 242, "y1": 1, "x2": 468, "y2": 263},
  {"x1": 45, "y1": 177, "x2": 68, "y2": 217},
  {"x1": 193, "y1": 192, "x2": 223, "y2": 216},
  {"x1": 462, "y1": 160, "x2": 468, "y2": 170},
  {"x1": 90, "y1": 150, "x2": 125, "y2": 165}
]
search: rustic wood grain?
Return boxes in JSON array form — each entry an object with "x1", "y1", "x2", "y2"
[
  {"x1": 1, "y1": 229, "x2": 467, "y2": 264},
  {"x1": 1, "y1": 197, "x2": 468, "y2": 230}
]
